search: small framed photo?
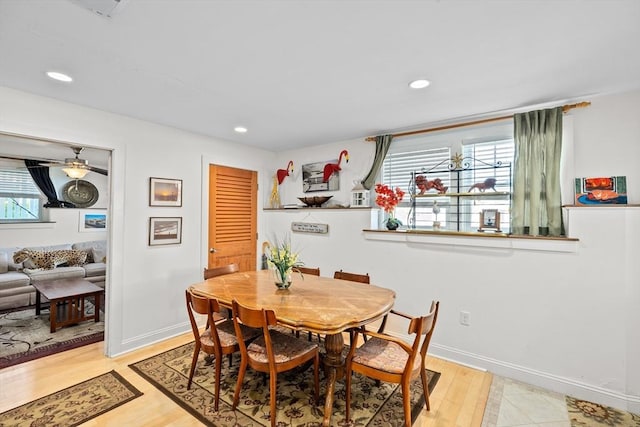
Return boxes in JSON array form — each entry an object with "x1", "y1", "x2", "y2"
[
  {"x1": 149, "y1": 177, "x2": 182, "y2": 207},
  {"x1": 78, "y1": 209, "x2": 107, "y2": 232},
  {"x1": 149, "y1": 217, "x2": 182, "y2": 246},
  {"x1": 478, "y1": 209, "x2": 501, "y2": 232}
]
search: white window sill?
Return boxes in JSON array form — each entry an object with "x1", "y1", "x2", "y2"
[
  {"x1": 0, "y1": 221, "x2": 56, "y2": 230},
  {"x1": 363, "y1": 229, "x2": 578, "y2": 253}
]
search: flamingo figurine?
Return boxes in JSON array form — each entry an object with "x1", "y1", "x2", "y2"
[
  {"x1": 322, "y1": 150, "x2": 349, "y2": 182},
  {"x1": 276, "y1": 160, "x2": 294, "y2": 185}
]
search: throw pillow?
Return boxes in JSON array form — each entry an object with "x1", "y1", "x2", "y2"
[
  {"x1": 92, "y1": 247, "x2": 107, "y2": 263},
  {"x1": 0, "y1": 252, "x2": 8, "y2": 273}
]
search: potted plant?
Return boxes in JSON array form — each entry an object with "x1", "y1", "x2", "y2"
[{"x1": 374, "y1": 183, "x2": 405, "y2": 230}]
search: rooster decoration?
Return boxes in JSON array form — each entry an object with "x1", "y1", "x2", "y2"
[
  {"x1": 323, "y1": 150, "x2": 349, "y2": 183},
  {"x1": 270, "y1": 160, "x2": 294, "y2": 208}
]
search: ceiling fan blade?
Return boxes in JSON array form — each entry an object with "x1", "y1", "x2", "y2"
[{"x1": 88, "y1": 165, "x2": 108, "y2": 176}]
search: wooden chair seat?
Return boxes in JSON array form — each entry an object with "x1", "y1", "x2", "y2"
[
  {"x1": 247, "y1": 328, "x2": 319, "y2": 364},
  {"x1": 351, "y1": 337, "x2": 422, "y2": 374}
]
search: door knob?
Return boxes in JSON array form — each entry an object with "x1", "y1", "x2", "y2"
[{"x1": 209, "y1": 248, "x2": 217, "y2": 253}]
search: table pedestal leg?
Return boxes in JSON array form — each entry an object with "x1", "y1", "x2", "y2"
[{"x1": 322, "y1": 332, "x2": 345, "y2": 427}]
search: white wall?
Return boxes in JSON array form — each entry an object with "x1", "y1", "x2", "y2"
[
  {"x1": 0, "y1": 86, "x2": 275, "y2": 357},
  {"x1": 263, "y1": 89, "x2": 640, "y2": 413}
]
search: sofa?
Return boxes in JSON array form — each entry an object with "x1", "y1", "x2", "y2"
[{"x1": 0, "y1": 240, "x2": 106, "y2": 311}]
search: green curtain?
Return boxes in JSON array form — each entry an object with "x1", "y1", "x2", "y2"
[
  {"x1": 512, "y1": 107, "x2": 563, "y2": 236},
  {"x1": 361, "y1": 134, "x2": 393, "y2": 190}
]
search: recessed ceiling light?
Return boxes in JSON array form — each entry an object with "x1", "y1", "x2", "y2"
[
  {"x1": 46, "y1": 71, "x2": 73, "y2": 82},
  {"x1": 234, "y1": 126, "x2": 248, "y2": 133},
  {"x1": 409, "y1": 79, "x2": 430, "y2": 89}
]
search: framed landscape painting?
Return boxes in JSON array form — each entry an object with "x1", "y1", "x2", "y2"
[
  {"x1": 149, "y1": 177, "x2": 182, "y2": 207},
  {"x1": 149, "y1": 217, "x2": 182, "y2": 246},
  {"x1": 302, "y1": 160, "x2": 339, "y2": 193},
  {"x1": 78, "y1": 210, "x2": 107, "y2": 232}
]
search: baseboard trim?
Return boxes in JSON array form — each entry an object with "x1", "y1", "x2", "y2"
[
  {"x1": 430, "y1": 343, "x2": 640, "y2": 414},
  {"x1": 111, "y1": 322, "x2": 190, "y2": 356}
]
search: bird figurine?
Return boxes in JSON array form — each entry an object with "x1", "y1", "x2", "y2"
[
  {"x1": 323, "y1": 150, "x2": 349, "y2": 183},
  {"x1": 432, "y1": 200, "x2": 441, "y2": 220},
  {"x1": 276, "y1": 160, "x2": 294, "y2": 185}
]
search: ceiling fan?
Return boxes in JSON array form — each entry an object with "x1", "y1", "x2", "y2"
[{"x1": 25, "y1": 146, "x2": 108, "y2": 178}]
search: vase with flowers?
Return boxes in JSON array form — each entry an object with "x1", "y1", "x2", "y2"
[
  {"x1": 374, "y1": 183, "x2": 406, "y2": 230},
  {"x1": 265, "y1": 238, "x2": 303, "y2": 289}
]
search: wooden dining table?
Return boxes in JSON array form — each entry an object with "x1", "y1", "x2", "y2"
[{"x1": 189, "y1": 269, "x2": 396, "y2": 427}]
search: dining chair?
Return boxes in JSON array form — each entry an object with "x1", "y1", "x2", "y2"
[
  {"x1": 296, "y1": 266, "x2": 320, "y2": 276},
  {"x1": 203, "y1": 262, "x2": 240, "y2": 279},
  {"x1": 333, "y1": 270, "x2": 375, "y2": 342},
  {"x1": 345, "y1": 300, "x2": 440, "y2": 427},
  {"x1": 231, "y1": 299, "x2": 320, "y2": 427},
  {"x1": 185, "y1": 289, "x2": 261, "y2": 411},
  {"x1": 333, "y1": 269, "x2": 370, "y2": 284},
  {"x1": 204, "y1": 263, "x2": 239, "y2": 320}
]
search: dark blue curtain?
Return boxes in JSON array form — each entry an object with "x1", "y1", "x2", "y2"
[{"x1": 24, "y1": 160, "x2": 75, "y2": 208}]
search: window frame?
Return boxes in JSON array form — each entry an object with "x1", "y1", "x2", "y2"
[
  {"x1": 379, "y1": 122, "x2": 514, "y2": 233},
  {"x1": 0, "y1": 161, "x2": 46, "y2": 223}
]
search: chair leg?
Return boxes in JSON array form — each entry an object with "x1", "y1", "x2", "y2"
[
  {"x1": 345, "y1": 361, "x2": 353, "y2": 422},
  {"x1": 420, "y1": 366, "x2": 430, "y2": 411},
  {"x1": 313, "y1": 352, "x2": 320, "y2": 404},
  {"x1": 187, "y1": 342, "x2": 201, "y2": 389},
  {"x1": 269, "y1": 372, "x2": 278, "y2": 427},
  {"x1": 228, "y1": 353, "x2": 233, "y2": 368},
  {"x1": 232, "y1": 358, "x2": 247, "y2": 409},
  {"x1": 402, "y1": 380, "x2": 412, "y2": 427},
  {"x1": 214, "y1": 353, "x2": 222, "y2": 411}
]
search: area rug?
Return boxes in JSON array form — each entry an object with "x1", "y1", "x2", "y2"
[
  {"x1": 129, "y1": 341, "x2": 440, "y2": 426},
  {"x1": 567, "y1": 396, "x2": 640, "y2": 426},
  {"x1": 0, "y1": 303, "x2": 104, "y2": 369},
  {"x1": 0, "y1": 370, "x2": 142, "y2": 426}
]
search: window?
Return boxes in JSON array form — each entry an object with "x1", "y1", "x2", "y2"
[
  {"x1": 0, "y1": 163, "x2": 44, "y2": 222},
  {"x1": 380, "y1": 123, "x2": 514, "y2": 233}
]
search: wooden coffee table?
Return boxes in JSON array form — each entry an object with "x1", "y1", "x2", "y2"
[{"x1": 32, "y1": 278, "x2": 104, "y2": 333}]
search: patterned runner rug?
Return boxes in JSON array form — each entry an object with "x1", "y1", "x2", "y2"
[
  {"x1": 130, "y1": 341, "x2": 440, "y2": 427},
  {"x1": 0, "y1": 304, "x2": 104, "y2": 369},
  {"x1": 0, "y1": 370, "x2": 142, "y2": 426}
]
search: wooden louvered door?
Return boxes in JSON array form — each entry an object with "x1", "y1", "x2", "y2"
[{"x1": 208, "y1": 164, "x2": 257, "y2": 271}]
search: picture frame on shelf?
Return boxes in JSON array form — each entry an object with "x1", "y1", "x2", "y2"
[
  {"x1": 78, "y1": 209, "x2": 107, "y2": 232},
  {"x1": 478, "y1": 209, "x2": 501, "y2": 232},
  {"x1": 149, "y1": 217, "x2": 182, "y2": 246},
  {"x1": 302, "y1": 160, "x2": 339, "y2": 193},
  {"x1": 149, "y1": 177, "x2": 182, "y2": 207}
]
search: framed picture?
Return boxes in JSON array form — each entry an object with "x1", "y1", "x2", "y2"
[
  {"x1": 302, "y1": 160, "x2": 340, "y2": 193},
  {"x1": 574, "y1": 176, "x2": 627, "y2": 205},
  {"x1": 78, "y1": 209, "x2": 107, "y2": 232},
  {"x1": 478, "y1": 209, "x2": 501, "y2": 232},
  {"x1": 149, "y1": 177, "x2": 183, "y2": 207},
  {"x1": 149, "y1": 217, "x2": 182, "y2": 246}
]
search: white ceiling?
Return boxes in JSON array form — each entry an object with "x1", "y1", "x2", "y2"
[{"x1": 1, "y1": 0, "x2": 639, "y2": 152}]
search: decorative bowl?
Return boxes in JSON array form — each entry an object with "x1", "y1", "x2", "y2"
[{"x1": 297, "y1": 196, "x2": 333, "y2": 208}]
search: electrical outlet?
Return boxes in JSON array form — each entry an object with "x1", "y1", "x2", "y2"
[{"x1": 460, "y1": 311, "x2": 470, "y2": 326}]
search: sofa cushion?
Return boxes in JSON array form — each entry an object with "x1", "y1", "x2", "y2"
[
  {"x1": 0, "y1": 252, "x2": 7, "y2": 274},
  {"x1": 0, "y1": 247, "x2": 23, "y2": 271},
  {"x1": 0, "y1": 271, "x2": 31, "y2": 290},
  {"x1": 83, "y1": 262, "x2": 106, "y2": 278},
  {"x1": 24, "y1": 266, "x2": 86, "y2": 283},
  {"x1": 73, "y1": 240, "x2": 107, "y2": 263}
]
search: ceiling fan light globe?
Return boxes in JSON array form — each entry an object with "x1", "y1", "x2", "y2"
[{"x1": 63, "y1": 166, "x2": 90, "y2": 179}]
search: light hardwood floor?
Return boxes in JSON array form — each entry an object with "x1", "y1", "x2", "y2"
[{"x1": 0, "y1": 333, "x2": 492, "y2": 426}]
